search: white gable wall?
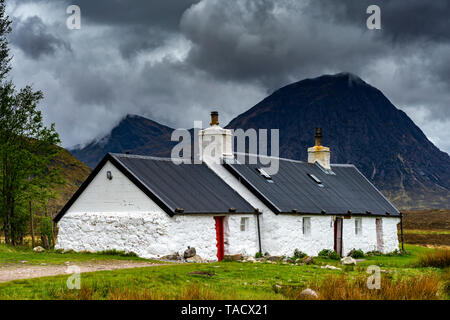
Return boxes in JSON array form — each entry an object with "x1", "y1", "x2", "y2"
[{"x1": 56, "y1": 161, "x2": 259, "y2": 260}]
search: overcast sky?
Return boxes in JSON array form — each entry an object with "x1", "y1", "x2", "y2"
[{"x1": 5, "y1": 0, "x2": 450, "y2": 153}]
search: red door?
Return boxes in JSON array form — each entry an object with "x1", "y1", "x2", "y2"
[{"x1": 214, "y1": 216, "x2": 224, "y2": 261}]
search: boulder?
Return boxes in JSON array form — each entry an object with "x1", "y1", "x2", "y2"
[
  {"x1": 183, "y1": 246, "x2": 196, "y2": 259},
  {"x1": 321, "y1": 264, "x2": 342, "y2": 270},
  {"x1": 301, "y1": 256, "x2": 315, "y2": 265},
  {"x1": 300, "y1": 288, "x2": 318, "y2": 299},
  {"x1": 33, "y1": 246, "x2": 45, "y2": 253},
  {"x1": 244, "y1": 256, "x2": 256, "y2": 262},
  {"x1": 186, "y1": 255, "x2": 205, "y2": 263},
  {"x1": 224, "y1": 254, "x2": 243, "y2": 261},
  {"x1": 266, "y1": 256, "x2": 282, "y2": 262},
  {"x1": 341, "y1": 256, "x2": 357, "y2": 265},
  {"x1": 161, "y1": 252, "x2": 182, "y2": 261}
]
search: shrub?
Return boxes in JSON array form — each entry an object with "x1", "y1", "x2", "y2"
[
  {"x1": 418, "y1": 250, "x2": 450, "y2": 268},
  {"x1": 366, "y1": 250, "x2": 382, "y2": 257},
  {"x1": 255, "y1": 252, "x2": 263, "y2": 258},
  {"x1": 97, "y1": 249, "x2": 138, "y2": 257},
  {"x1": 318, "y1": 249, "x2": 340, "y2": 260},
  {"x1": 349, "y1": 249, "x2": 365, "y2": 259},
  {"x1": 293, "y1": 249, "x2": 307, "y2": 259}
]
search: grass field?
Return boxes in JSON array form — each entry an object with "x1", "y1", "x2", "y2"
[
  {"x1": 0, "y1": 243, "x2": 154, "y2": 266},
  {"x1": 400, "y1": 210, "x2": 450, "y2": 247},
  {"x1": 0, "y1": 244, "x2": 448, "y2": 300}
]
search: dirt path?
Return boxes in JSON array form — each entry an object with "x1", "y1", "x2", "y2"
[{"x1": 0, "y1": 260, "x2": 168, "y2": 283}]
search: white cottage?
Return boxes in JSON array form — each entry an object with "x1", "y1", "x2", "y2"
[{"x1": 54, "y1": 112, "x2": 402, "y2": 260}]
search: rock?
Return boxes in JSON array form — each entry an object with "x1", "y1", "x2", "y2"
[
  {"x1": 244, "y1": 256, "x2": 256, "y2": 262},
  {"x1": 301, "y1": 256, "x2": 315, "y2": 265},
  {"x1": 186, "y1": 255, "x2": 205, "y2": 263},
  {"x1": 183, "y1": 246, "x2": 196, "y2": 259},
  {"x1": 341, "y1": 256, "x2": 357, "y2": 265},
  {"x1": 300, "y1": 288, "x2": 318, "y2": 299},
  {"x1": 33, "y1": 246, "x2": 45, "y2": 253},
  {"x1": 161, "y1": 252, "x2": 182, "y2": 261},
  {"x1": 224, "y1": 254, "x2": 243, "y2": 261},
  {"x1": 266, "y1": 256, "x2": 282, "y2": 262},
  {"x1": 321, "y1": 264, "x2": 342, "y2": 270}
]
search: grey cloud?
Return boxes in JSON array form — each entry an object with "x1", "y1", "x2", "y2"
[{"x1": 9, "y1": 15, "x2": 70, "y2": 59}]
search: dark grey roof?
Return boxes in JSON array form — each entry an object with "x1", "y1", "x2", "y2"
[
  {"x1": 54, "y1": 153, "x2": 255, "y2": 222},
  {"x1": 223, "y1": 156, "x2": 400, "y2": 216},
  {"x1": 112, "y1": 154, "x2": 255, "y2": 215}
]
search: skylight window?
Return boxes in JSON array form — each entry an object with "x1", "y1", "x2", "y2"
[
  {"x1": 307, "y1": 173, "x2": 324, "y2": 187},
  {"x1": 257, "y1": 168, "x2": 274, "y2": 183}
]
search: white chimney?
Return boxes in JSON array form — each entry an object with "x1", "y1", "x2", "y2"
[
  {"x1": 199, "y1": 111, "x2": 233, "y2": 163},
  {"x1": 308, "y1": 127, "x2": 331, "y2": 169}
]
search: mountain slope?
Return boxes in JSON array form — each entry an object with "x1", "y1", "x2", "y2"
[
  {"x1": 47, "y1": 146, "x2": 91, "y2": 217},
  {"x1": 226, "y1": 73, "x2": 450, "y2": 209},
  {"x1": 70, "y1": 114, "x2": 176, "y2": 168}
]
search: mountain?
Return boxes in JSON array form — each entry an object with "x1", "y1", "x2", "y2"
[
  {"x1": 70, "y1": 114, "x2": 176, "y2": 168},
  {"x1": 69, "y1": 73, "x2": 450, "y2": 210},
  {"x1": 48, "y1": 146, "x2": 91, "y2": 216},
  {"x1": 226, "y1": 73, "x2": 450, "y2": 210}
]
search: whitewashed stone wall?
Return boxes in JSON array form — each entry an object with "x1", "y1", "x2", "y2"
[
  {"x1": 55, "y1": 161, "x2": 259, "y2": 260},
  {"x1": 342, "y1": 217, "x2": 400, "y2": 254}
]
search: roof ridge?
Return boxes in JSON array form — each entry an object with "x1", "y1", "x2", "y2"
[
  {"x1": 110, "y1": 153, "x2": 175, "y2": 162},
  {"x1": 233, "y1": 152, "x2": 354, "y2": 166}
]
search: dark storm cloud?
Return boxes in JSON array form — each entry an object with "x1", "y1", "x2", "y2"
[
  {"x1": 6, "y1": 0, "x2": 450, "y2": 153},
  {"x1": 310, "y1": 0, "x2": 450, "y2": 43},
  {"x1": 180, "y1": 0, "x2": 385, "y2": 90},
  {"x1": 9, "y1": 15, "x2": 70, "y2": 59},
  {"x1": 71, "y1": 0, "x2": 199, "y2": 29}
]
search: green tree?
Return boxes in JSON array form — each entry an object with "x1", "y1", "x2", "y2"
[{"x1": 0, "y1": 0, "x2": 62, "y2": 245}]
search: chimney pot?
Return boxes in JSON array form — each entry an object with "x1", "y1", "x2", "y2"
[
  {"x1": 210, "y1": 111, "x2": 219, "y2": 126},
  {"x1": 315, "y1": 127, "x2": 322, "y2": 146}
]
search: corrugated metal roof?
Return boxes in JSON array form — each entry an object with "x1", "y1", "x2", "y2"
[
  {"x1": 224, "y1": 156, "x2": 399, "y2": 216},
  {"x1": 111, "y1": 154, "x2": 255, "y2": 215}
]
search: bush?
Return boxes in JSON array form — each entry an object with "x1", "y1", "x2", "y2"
[
  {"x1": 293, "y1": 249, "x2": 307, "y2": 259},
  {"x1": 318, "y1": 249, "x2": 340, "y2": 260},
  {"x1": 97, "y1": 250, "x2": 138, "y2": 257},
  {"x1": 255, "y1": 252, "x2": 263, "y2": 258},
  {"x1": 349, "y1": 249, "x2": 365, "y2": 259},
  {"x1": 418, "y1": 250, "x2": 450, "y2": 268},
  {"x1": 365, "y1": 250, "x2": 382, "y2": 257}
]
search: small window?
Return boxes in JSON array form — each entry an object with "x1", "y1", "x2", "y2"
[
  {"x1": 302, "y1": 217, "x2": 311, "y2": 236},
  {"x1": 257, "y1": 168, "x2": 274, "y2": 183},
  {"x1": 307, "y1": 173, "x2": 324, "y2": 187},
  {"x1": 240, "y1": 217, "x2": 249, "y2": 232},
  {"x1": 355, "y1": 218, "x2": 362, "y2": 236}
]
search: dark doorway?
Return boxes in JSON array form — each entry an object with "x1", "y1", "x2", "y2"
[
  {"x1": 214, "y1": 216, "x2": 224, "y2": 261},
  {"x1": 334, "y1": 217, "x2": 343, "y2": 256}
]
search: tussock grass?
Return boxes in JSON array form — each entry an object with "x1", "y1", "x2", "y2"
[
  {"x1": 418, "y1": 249, "x2": 450, "y2": 268},
  {"x1": 283, "y1": 274, "x2": 442, "y2": 300},
  {"x1": 49, "y1": 283, "x2": 237, "y2": 300}
]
